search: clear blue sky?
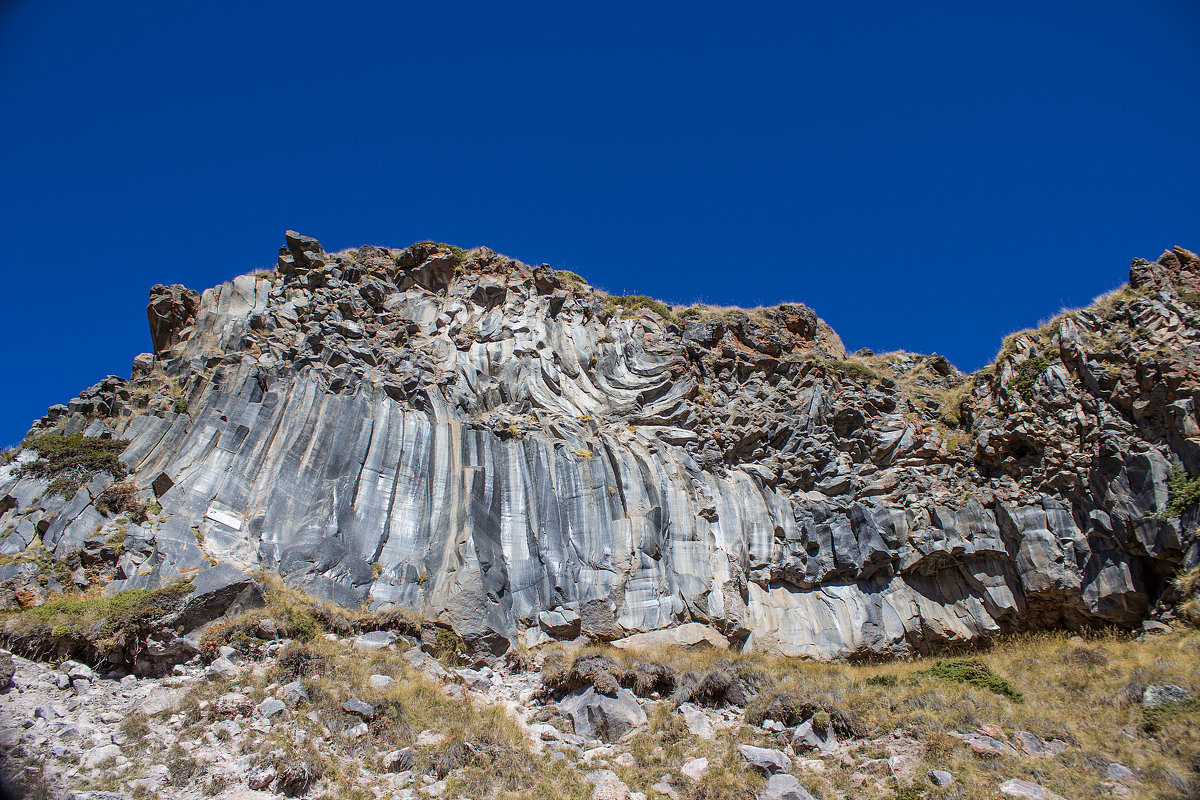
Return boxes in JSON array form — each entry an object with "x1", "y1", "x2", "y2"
[{"x1": 1, "y1": 1, "x2": 1197, "y2": 446}]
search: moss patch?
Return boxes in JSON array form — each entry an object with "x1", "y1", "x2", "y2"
[{"x1": 923, "y1": 658, "x2": 1023, "y2": 700}]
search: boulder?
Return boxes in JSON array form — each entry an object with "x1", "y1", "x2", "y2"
[
  {"x1": 539, "y1": 608, "x2": 582, "y2": 638},
  {"x1": 343, "y1": 697, "x2": 375, "y2": 721},
  {"x1": 737, "y1": 744, "x2": 791, "y2": 775},
  {"x1": 285, "y1": 230, "x2": 325, "y2": 270},
  {"x1": 558, "y1": 686, "x2": 647, "y2": 742},
  {"x1": 166, "y1": 564, "x2": 263, "y2": 633},
  {"x1": 146, "y1": 284, "x2": 199, "y2": 354},
  {"x1": 612, "y1": 623, "x2": 729, "y2": 651},
  {"x1": 758, "y1": 774, "x2": 816, "y2": 800}
]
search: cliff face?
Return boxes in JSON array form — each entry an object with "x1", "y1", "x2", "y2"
[{"x1": 3, "y1": 234, "x2": 1198, "y2": 659}]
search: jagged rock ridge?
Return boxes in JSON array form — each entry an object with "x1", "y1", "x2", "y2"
[{"x1": 2, "y1": 234, "x2": 1198, "y2": 659}]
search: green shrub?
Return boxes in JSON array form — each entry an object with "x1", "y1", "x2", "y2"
[
  {"x1": 433, "y1": 628, "x2": 463, "y2": 664},
  {"x1": 16, "y1": 433, "x2": 130, "y2": 498},
  {"x1": 923, "y1": 658, "x2": 1023, "y2": 700},
  {"x1": 1012, "y1": 355, "x2": 1049, "y2": 402},
  {"x1": 1162, "y1": 468, "x2": 1200, "y2": 519},
  {"x1": 811, "y1": 709, "x2": 830, "y2": 734}
]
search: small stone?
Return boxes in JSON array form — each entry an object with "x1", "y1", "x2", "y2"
[
  {"x1": 384, "y1": 747, "x2": 415, "y2": 772},
  {"x1": 999, "y1": 778, "x2": 1068, "y2": 800},
  {"x1": 678, "y1": 703, "x2": 714, "y2": 739},
  {"x1": 343, "y1": 698, "x2": 375, "y2": 721},
  {"x1": 415, "y1": 729, "x2": 446, "y2": 747},
  {"x1": 282, "y1": 681, "x2": 309, "y2": 707},
  {"x1": 81, "y1": 743, "x2": 122, "y2": 770},
  {"x1": 1107, "y1": 763, "x2": 1137, "y2": 784},
  {"x1": 369, "y1": 674, "x2": 396, "y2": 690},
  {"x1": 259, "y1": 697, "x2": 287, "y2": 718},
  {"x1": 680, "y1": 757, "x2": 709, "y2": 781},
  {"x1": 757, "y1": 773, "x2": 817, "y2": 800},
  {"x1": 1012, "y1": 730, "x2": 1049, "y2": 758},
  {"x1": 928, "y1": 770, "x2": 953, "y2": 786},
  {"x1": 1143, "y1": 684, "x2": 1191, "y2": 709},
  {"x1": 206, "y1": 657, "x2": 239, "y2": 680},
  {"x1": 248, "y1": 766, "x2": 276, "y2": 790},
  {"x1": 354, "y1": 630, "x2": 397, "y2": 651}
]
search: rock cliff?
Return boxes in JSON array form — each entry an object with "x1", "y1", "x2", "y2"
[{"x1": 3, "y1": 234, "x2": 1198, "y2": 659}]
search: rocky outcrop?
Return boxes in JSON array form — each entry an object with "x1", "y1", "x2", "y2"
[{"x1": 2, "y1": 235, "x2": 1199, "y2": 659}]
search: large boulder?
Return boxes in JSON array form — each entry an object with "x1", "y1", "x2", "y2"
[
  {"x1": 164, "y1": 564, "x2": 264, "y2": 633},
  {"x1": 558, "y1": 686, "x2": 647, "y2": 742}
]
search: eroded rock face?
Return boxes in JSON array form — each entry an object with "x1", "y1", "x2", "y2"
[{"x1": 3, "y1": 235, "x2": 1199, "y2": 659}]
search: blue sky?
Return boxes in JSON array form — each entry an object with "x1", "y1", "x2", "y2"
[{"x1": 1, "y1": 1, "x2": 1197, "y2": 446}]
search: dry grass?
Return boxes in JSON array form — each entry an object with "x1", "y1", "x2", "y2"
[{"x1": 548, "y1": 627, "x2": 1200, "y2": 800}]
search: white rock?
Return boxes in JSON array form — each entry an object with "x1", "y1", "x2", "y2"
[{"x1": 680, "y1": 757, "x2": 710, "y2": 781}]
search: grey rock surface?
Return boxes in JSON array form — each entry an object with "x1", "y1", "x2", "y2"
[
  {"x1": 1143, "y1": 684, "x2": 1191, "y2": 709},
  {"x1": 737, "y1": 744, "x2": 791, "y2": 774},
  {"x1": 3, "y1": 237, "x2": 1200, "y2": 658},
  {"x1": 559, "y1": 686, "x2": 647, "y2": 742},
  {"x1": 758, "y1": 774, "x2": 816, "y2": 800}
]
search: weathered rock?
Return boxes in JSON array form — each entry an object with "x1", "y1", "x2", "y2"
[
  {"x1": 612, "y1": 623, "x2": 729, "y2": 651},
  {"x1": 343, "y1": 697, "x2": 375, "y2": 721},
  {"x1": 1143, "y1": 684, "x2": 1191, "y2": 709},
  {"x1": 383, "y1": 747, "x2": 415, "y2": 772},
  {"x1": 558, "y1": 686, "x2": 647, "y2": 742},
  {"x1": 791, "y1": 719, "x2": 837, "y2": 753},
  {"x1": 999, "y1": 778, "x2": 1067, "y2": 800},
  {"x1": 6, "y1": 236, "x2": 1198, "y2": 662},
  {"x1": 146, "y1": 284, "x2": 200, "y2": 354},
  {"x1": 369, "y1": 673, "x2": 395, "y2": 690},
  {"x1": 354, "y1": 630, "x2": 397, "y2": 651},
  {"x1": 281, "y1": 681, "x2": 309, "y2": 707},
  {"x1": 928, "y1": 770, "x2": 953, "y2": 786},
  {"x1": 680, "y1": 757, "x2": 709, "y2": 781},
  {"x1": 757, "y1": 773, "x2": 816, "y2": 800},
  {"x1": 737, "y1": 744, "x2": 791, "y2": 775},
  {"x1": 166, "y1": 564, "x2": 263, "y2": 633},
  {"x1": 0, "y1": 649, "x2": 16, "y2": 692},
  {"x1": 678, "y1": 702, "x2": 714, "y2": 739}
]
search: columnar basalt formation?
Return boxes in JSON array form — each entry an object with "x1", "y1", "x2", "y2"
[{"x1": 2, "y1": 236, "x2": 1198, "y2": 659}]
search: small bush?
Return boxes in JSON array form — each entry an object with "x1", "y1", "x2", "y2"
[
  {"x1": 1161, "y1": 468, "x2": 1200, "y2": 519},
  {"x1": 1012, "y1": 355, "x2": 1049, "y2": 402},
  {"x1": 95, "y1": 480, "x2": 150, "y2": 521},
  {"x1": 275, "y1": 641, "x2": 327, "y2": 681},
  {"x1": 602, "y1": 294, "x2": 674, "y2": 321},
  {"x1": 811, "y1": 709, "x2": 830, "y2": 734},
  {"x1": 554, "y1": 269, "x2": 589, "y2": 287},
  {"x1": 923, "y1": 658, "x2": 1023, "y2": 700},
  {"x1": 864, "y1": 674, "x2": 898, "y2": 687},
  {"x1": 16, "y1": 433, "x2": 130, "y2": 498},
  {"x1": 433, "y1": 628, "x2": 463, "y2": 664}
]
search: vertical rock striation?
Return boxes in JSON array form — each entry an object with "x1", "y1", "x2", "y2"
[{"x1": 2, "y1": 236, "x2": 1198, "y2": 659}]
